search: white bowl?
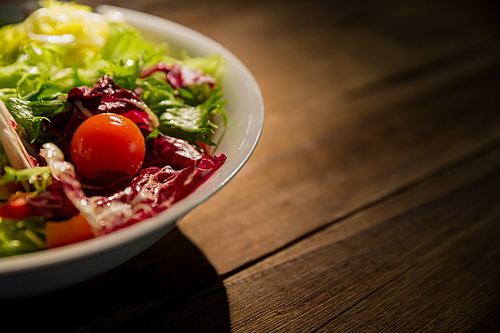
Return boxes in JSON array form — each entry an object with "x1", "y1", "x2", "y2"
[{"x1": 0, "y1": 5, "x2": 264, "y2": 299}]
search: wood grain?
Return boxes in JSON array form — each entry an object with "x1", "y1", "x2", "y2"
[
  {"x1": 147, "y1": 0, "x2": 500, "y2": 274},
  {"x1": 112, "y1": 147, "x2": 500, "y2": 332},
  {"x1": 1, "y1": 0, "x2": 499, "y2": 331}
]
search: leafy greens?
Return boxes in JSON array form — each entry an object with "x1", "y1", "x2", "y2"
[{"x1": 0, "y1": 0, "x2": 228, "y2": 257}]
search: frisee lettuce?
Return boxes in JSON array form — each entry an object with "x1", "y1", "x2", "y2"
[
  {"x1": 0, "y1": 0, "x2": 228, "y2": 257},
  {"x1": 154, "y1": 86, "x2": 227, "y2": 146},
  {"x1": 1, "y1": 72, "x2": 69, "y2": 146},
  {"x1": 0, "y1": 216, "x2": 46, "y2": 257},
  {"x1": 0, "y1": 166, "x2": 52, "y2": 193}
]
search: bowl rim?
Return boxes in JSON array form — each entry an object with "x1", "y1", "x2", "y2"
[{"x1": 0, "y1": 5, "x2": 264, "y2": 275}]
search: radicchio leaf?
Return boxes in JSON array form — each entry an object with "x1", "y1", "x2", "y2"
[
  {"x1": 143, "y1": 133, "x2": 226, "y2": 189},
  {"x1": 79, "y1": 133, "x2": 204, "y2": 196},
  {"x1": 27, "y1": 181, "x2": 79, "y2": 220},
  {"x1": 38, "y1": 134, "x2": 226, "y2": 235},
  {"x1": 50, "y1": 75, "x2": 159, "y2": 141},
  {"x1": 143, "y1": 132, "x2": 204, "y2": 169},
  {"x1": 140, "y1": 62, "x2": 216, "y2": 89},
  {"x1": 0, "y1": 100, "x2": 38, "y2": 171}
]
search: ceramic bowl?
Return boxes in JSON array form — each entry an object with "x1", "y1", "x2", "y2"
[{"x1": 0, "y1": 5, "x2": 264, "y2": 299}]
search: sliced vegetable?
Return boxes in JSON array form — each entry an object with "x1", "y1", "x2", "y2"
[
  {"x1": 45, "y1": 213, "x2": 94, "y2": 248},
  {"x1": 0, "y1": 191, "x2": 38, "y2": 220}
]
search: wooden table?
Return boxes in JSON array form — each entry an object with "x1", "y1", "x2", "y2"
[{"x1": 3, "y1": 0, "x2": 500, "y2": 331}]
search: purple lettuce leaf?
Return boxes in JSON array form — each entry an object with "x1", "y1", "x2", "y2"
[
  {"x1": 49, "y1": 75, "x2": 159, "y2": 141},
  {"x1": 140, "y1": 62, "x2": 216, "y2": 89},
  {"x1": 143, "y1": 132, "x2": 204, "y2": 169},
  {"x1": 27, "y1": 181, "x2": 79, "y2": 220},
  {"x1": 79, "y1": 133, "x2": 204, "y2": 196},
  {"x1": 37, "y1": 134, "x2": 226, "y2": 234}
]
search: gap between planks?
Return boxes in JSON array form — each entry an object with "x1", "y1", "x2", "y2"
[
  {"x1": 223, "y1": 141, "x2": 500, "y2": 332},
  {"x1": 111, "y1": 126, "x2": 500, "y2": 333},
  {"x1": 219, "y1": 137, "x2": 500, "y2": 281}
]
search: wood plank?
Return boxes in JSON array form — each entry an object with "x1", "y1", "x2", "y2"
[
  {"x1": 228, "y1": 150, "x2": 500, "y2": 332},
  {"x1": 318, "y1": 219, "x2": 500, "y2": 332},
  {"x1": 91, "y1": 0, "x2": 500, "y2": 277},
  {"x1": 178, "y1": 58, "x2": 500, "y2": 274},
  {"x1": 0, "y1": 1, "x2": 496, "y2": 332},
  {"x1": 132, "y1": 0, "x2": 500, "y2": 274},
  {"x1": 109, "y1": 146, "x2": 500, "y2": 332}
]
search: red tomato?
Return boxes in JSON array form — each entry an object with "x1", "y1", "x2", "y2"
[{"x1": 70, "y1": 113, "x2": 146, "y2": 180}]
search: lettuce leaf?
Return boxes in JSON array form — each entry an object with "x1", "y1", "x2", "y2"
[
  {"x1": 0, "y1": 21, "x2": 28, "y2": 66},
  {"x1": 138, "y1": 63, "x2": 227, "y2": 146},
  {"x1": 0, "y1": 166, "x2": 52, "y2": 193},
  {"x1": 154, "y1": 86, "x2": 226, "y2": 146},
  {"x1": 23, "y1": 0, "x2": 109, "y2": 67},
  {"x1": 0, "y1": 88, "x2": 16, "y2": 103},
  {"x1": 0, "y1": 42, "x2": 75, "y2": 91},
  {"x1": 0, "y1": 216, "x2": 46, "y2": 257},
  {"x1": 180, "y1": 53, "x2": 225, "y2": 82},
  {"x1": 100, "y1": 22, "x2": 165, "y2": 69},
  {"x1": 16, "y1": 73, "x2": 64, "y2": 101},
  {"x1": 5, "y1": 97, "x2": 69, "y2": 143}
]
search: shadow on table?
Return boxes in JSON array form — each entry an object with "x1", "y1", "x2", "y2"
[{"x1": 0, "y1": 226, "x2": 230, "y2": 333}]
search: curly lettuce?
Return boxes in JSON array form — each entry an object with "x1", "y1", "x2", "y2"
[
  {"x1": 0, "y1": 216, "x2": 46, "y2": 257},
  {"x1": 0, "y1": 0, "x2": 228, "y2": 257}
]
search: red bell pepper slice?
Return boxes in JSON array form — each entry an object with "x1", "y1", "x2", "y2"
[{"x1": 0, "y1": 192, "x2": 38, "y2": 220}]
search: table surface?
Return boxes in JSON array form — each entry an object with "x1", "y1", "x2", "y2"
[{"x1": 3, "y1": 0, "x2": 500, "y2": 331}]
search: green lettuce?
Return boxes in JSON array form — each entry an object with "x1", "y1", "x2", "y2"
[
  {"x1": 0, "y1": 166, "x2": 52, "y2": 193},
  {"x1": 0, "y1": 1, "x2": 228, "y2": 258},
  {"x1": 148, "y1": 84, "x2": 227, "y2": 146},
  {"x1": 0, "y1": 19, "x2": 29, "y2": 66},
  {"x1": 4, "y1": 73, "x2": 69, "y2": 143},
  {"x1": 0, "y1": 88, "x2": 16, "y2": 103},
  {"x1": 0, "y1": 216, "x2": 46, "y2": 257},
  {"x1": 0, "y1": 0, "x2": 227, "y2": 148},
  {"x1": 180, "y1": 52, "x2": 225, "y2": 82}
]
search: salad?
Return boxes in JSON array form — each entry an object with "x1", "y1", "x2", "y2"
[{"x1": 0, "y1": 0, "x2": 227, "y2": 257}]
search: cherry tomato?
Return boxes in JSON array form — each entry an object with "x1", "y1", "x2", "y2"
[{"x1": 70, "y1": 113, "x2": 146, "y2": 180}]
